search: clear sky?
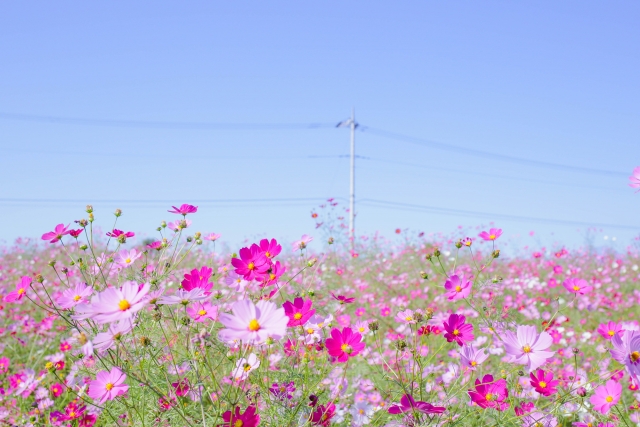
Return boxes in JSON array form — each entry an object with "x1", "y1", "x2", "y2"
[{"x1": 0, "y1": 2, "x2": 638, "y2": 252}]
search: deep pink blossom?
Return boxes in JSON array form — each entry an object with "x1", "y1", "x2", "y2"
[
  {"x1": 501, "y1": 325, "x2": 554, "y2": 372},
  {"x1": 562, "y1": 278, "x2": 592, "y2": 295},
  {"x1": 182, "y1": 266, "x2": 214, "y2": 294},
  {"x1": 443, "y1": 313, "x2": 474, "y2": 346},
  {"x1": 529, "y1": 369, "x2": 559, "y2": 396},
  {"x1": 387, "y1": 394, "x2": 446, "y2": 415},
  {"x1": 0, "y1": 357, "x2": 9, "y2": 374},
  {"x1": 41, "y1": 224, "x2": 72, "y2": 243},
  {"x1": 309, "y1": 403, "x2": 335, "y2": 426},
  {"x1": 468, "y1": 374, "x2": 509, "y2": 411},
  {"x1": 478, "y1": 228, "x2": 502, "y2": 241},
  {"x1": 87, "y1": 367, "x2": 128, "y2": 404},
  {"x1": 171, "y1": 378, "x2": 190, "y2": 397},
  {"x1": 443, "y1": 275, "x2": 472, "y2": 301},
  {"x1": 220, "y1": 405, "x2": 260, "y2": 427},
  {"x1": 259, "y1": 238, "x2": 282, "y2": 259},
  {"x1": 231, "y1": 244, "x2": 270, "y2": 281},
  {"x1": 218, "y1": 299, "x2": 287, "y2": 344},
  {"x1": 597, "y1": 321, "x2": 623, "y2": 340},
  {"x1": 330, "y1": 292, "x2": 355, "y2": 304},
  {"x1": 270, "y1": 381, "x2": 296, "y2": 400},
  {"x1": 325, "y1": 327, "x2": 365, "y2": 362},
  {"x1": 589, "y1": 379, "x2": 621, "y2": 414},
  {"x1": 106, "y1": 229, "x2": 135, "y2": 239},
  {"x1": 168, "y1": 204, "x2": 198, "y2": 215},
  {"x1": 3, "y1": 276, "x2": 32, "y2": 302},
  {"x1": 283, "y1": 297, "x2": 315, "y2": 327}
]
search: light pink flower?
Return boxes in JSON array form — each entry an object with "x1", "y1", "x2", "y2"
[
  {"x1": 589, "y1": 379, "x2": 621, "y2": 414},
  {"x1": 41, "y1": 224, "x2": 72, "y2": 243},
  {"x1": 87, "y1": 367, "x2": 128, "y2": 404},
  {"x1": 460, "y1": 345, "x2": 489, "y2": 370},
  {"x1": 292, "y1": 234, "x2": 313, "y2": 251},
  {"x1": 629, "y1": 166, "x2": 640, "y2": 191},
  {"x1": 501, "y1": 325, "x2": 554, "y2": 372},
  {"x1": 93, "y1": 320, "x2": 134, "y2": 352},
  {"x1": 186, "y1": 302, "x2": 218, "y2": 322},
  {"x1": 478, "y1": 228, "x2": 502, "y2": 241},
  {"x1": 115, "y1": 249, "x2": 142, "y2": 269},
  {"x1": 57, "y1": 283, "x2": 93, "y2": 309},
  {"x1": 157, "y1": 288, "x2": 207, "y2": 305},
  {"x1": 205, "y1": 233, "x2": 221, "y2": 241},
  {"x1": 231, "y1": 353, "x2": 260, "y2": 381},
  {"x1": 611, "y1": 330, "x2": 640, "y2": 384},
  {"x1": 562, "y1": 278, "x2": 592, "y2": 295},
  {"x1": 218, "y1": 299, "x2": 288, "y2": 344},
  {"x1": 443, "y1": 275, "x2": 472, "y2": 301},
  {"x1": 73, "y1": 281, "x2": 150, "y2": 324}
]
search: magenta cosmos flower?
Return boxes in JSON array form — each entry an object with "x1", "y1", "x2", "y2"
[
  {"x1": 168, "y1": 204, "x2": 198, "y2": 215},
  {"x1": 501, "y1": 325, "x2": 554, "y2": 372},
  {"x1": 41, "y1": 223, "x2": 73, "y2": 243},
  {"x1": 182, "y1": 266, "x2": 214, "y2": 294},
  {"x1": 529, "y1": 369, "x2": 559, "y2": 396},
  {"x1": 57, "y1": 282, "x2": 93, "y2": 309},
  {"x1": 589, "y1": 379, "x2": 621, "y2": 414},
  {"x1": 629, "y1": 166, "x2": 640, "y2": 191},
  {"x1": 468, "y1": 374, "x2": 509, "y2": 411},
  {"x1": 73, "y1": 281, "x2": 150, "y2": 324},
  {"x1": 325, "y1": 327, "x2": 366, "y2": 363},
  {"x1": 597, "y1": 321, "x2": 623, "y2": 340},
  {"x1": 611, "y1": 330, "x2": 640, "y2": 383},
  {"x1": 387, "y1": 394, "x2": 446, "y2": 415},
  {"x1": 443, "y1": 313, "x2": 474, "y2": 346},
  {"x1": 3, "y1": 276, "x2": 32, "y2": 303},
  {"x1": 283, "y1": 297, "x2": 315, "y2": 327},
  {"x1": 106, "y1": 229, "x2": 134, "y2": 240},
  {"x1": 218, "y1": 299, "x2": 287, "y2": 344},
  {"x1": 443, "y1": 275, "x2": 472, "y2": 301},
  {"x1": 478, "y1": 228, "x2": 502, "y2": 241},
  {"x1": 330, "y1": 292, "x2": 355, "y2": 304},
  {"x1": 231, "y1": 244, "x2": 270, "y2": 281},
  {"x1": 309, "y1": 403, "x2": 335, "y2": 427},
  {"x1": 562, "y1": 278, "x2": 593, "y2": 295},
  {"x1": 87, "y1": 367, "x2": 128, "y2": 404},
  {"x1": 259, "y1": 238, "x2": 282, "y2": 259},
  {"x1": 221, "y1": 405, "x2": 260, "y2": 427}
]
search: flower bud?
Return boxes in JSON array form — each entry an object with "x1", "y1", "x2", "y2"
[
  {"x1": 140, "y1": 336, "x2": 151, "y2": 346},
  {"x1": 420, "y1": 271, "x2": 428, "y2": 280},
  {"x1": 307, "y1": 258, "x2": 317, "y2": 267},
  {"x1": 414, "y1": 312, "x2": 424, "y2": 323},
  {"x1": 79, "y1": 244, "x2": 88, "y2": 250},
  {"x1": 196, "y1": 239, "x2": 203, "y2": 245},
  {"x1": 194, "y1": 232, "x2": 201, "y2": 239},
  {"x1": 48, "y1": 260, "x2": 56, "y2": 267},
  {"x1": 152, "y1": 312, "x2": 162, "y2": 321},
  {"x1": 180, "y1": 316, "x2": 190, "y2": 326},
  {"x1": 433, "y1": 248, "x2": 441, "y2": 257},
  {"x1": 492, "y1": 250, "x2": 500, "y2": 258},
  {"x1": 161, "y1": 221, "x2": 167, "y2": 228},
  {"x1": 328, "y1": 237, "x2": 335, "y2": 245},
  {"x1": 425, "y1": 253, "x2": 433, "y2": 261},
  {"x1": 114, "y1": 209, "x2": 122, "y2": 217},
  {"x1": 88, "y1": 213, "x2": 94, "y2": 222},
  {"x1": 455, "y1": 240, "x2": 462, "y2": 249},
  {"x1": 369, "y1": 321, "x2": 379, "y2": 331},
  {"x1": 86, "y1": 205, "x2": 93, "y2": 213},
  {"x1": 35, "y1": 274, "x2": 44, "y2": 283},
  {"x1": 79, "y1": 219, "x2": 88, "y2": 227},
  {"x1": 186, "y1": 236, "x2": 193, "y2": 243},
  {"x1": 576, "y1": 387, "x2": 587, "y2": 397},
  {"x1": 61, "y1": 267, "x2": 69, "y2": 274}
]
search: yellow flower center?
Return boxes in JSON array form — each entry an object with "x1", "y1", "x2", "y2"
[
  {"x1": 105, "y1": 382, "x2": 114, "y2": 391},
  {"x1": 630, "y1": 351, "x2": 640, "y2": 362},
  {"x1": 118, "y1": 300, "x2": 131, "y2": 311},
  {"x1": 125, "y1": 258, "x2": 132, "y2": 264},
  {"x1": 269, "y1": 273, "x2": 276, "y2": 280},
  {"x1": 307, "y1": 328, "x2": 315, "y2": 334},
  {"x1": 248, "y1": 319, "x2": 260, "y2": 331},
  {"x1": 247, "y1": 262, "x2": 255, "y2": 271},
  {"x1": 73, "y1": 295, "x2": 81, "y2": 301},
  {"x1": 17, "y1": 288, "x2": 25, "y2": 295},
  {"x1": 605, "y1": 396, "x2": 613, "y2": 403},
  {"x1": 471, "y1": 361, "x2": 477, "y2": 366},
  {"x1": 294, "y1": 313, "x2": 303, "y2": 320},
  {"x1": 455, "y1": 285, "x2": 461, "y2": 292},
  {"x1": 522, "y1": 345, "x2": 531, "y2": 353},
  {"x1": 198, "y1": 309, "x2": 207, "y2": 316},
  {"x1": 405, "y1": 316, "x2": 413, "y2": 321},
  {"x1": 69, "y1": 411, "x2": 76, "y2": 418},
  {"x1": 453, "y1": 329, "x2": 460, "y2": 336},
  {"x1": 235, "y1": 421, "x2": 243, "y2": 427},
  {"x1": 341, "y1": 343, "x2": 353, "y2": 354},
  {"x1": 608, "y1": 330, "x2": 615, "y2": 336},
  {"x1": 489, "y1": 234, "x2": 496, "y2": 240},
  {"x1": 243, "y1": 363, "x2": 252, "y2": 372},
  {"x1": 265, "y1": 251, "x2": 271, "y2": 258},
  {"x1": 358, "y1": 327, "x2": 365, "y2": 333},
  {"x1": 539, "y1": 381, "x2": 547, "y2": 388},
  {"x1": 485, "y1": 393, "x2": 494, "y2": 401},
  {"x1": 573, "y1": 285, "x2": 580, "y2": 291}
]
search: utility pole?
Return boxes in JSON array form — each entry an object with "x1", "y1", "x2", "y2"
[{"x1": 349, "y1": 108, "x2": 356, "y2": 254}]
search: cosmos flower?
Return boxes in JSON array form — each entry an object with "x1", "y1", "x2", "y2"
[
  {"x1": 87, "y1": 367, "x2": 128, "y2": 404},
  {"x1": 231, "y1": 244, "x2": 270, "y2": 281},
  {"x1": 57, "y1": 282, "x2": 93, "y2": 309},
  {"x1": 562, "y1": 278, "x2": 593, "y2": 295},
  {"x1": 443, "y1": 275, "x2": 472, "y2": 301},
  {"x1": 292, "y1": 234, "x2": 313, "y2": 251},
  {"x1": 186, "y1": 301, "x2": 218, "y2": 322},
  {"x1": 330, "y1": 292, "x2": 355, "y2": 304},
  {"x1": 529, "y1": 369, "x2": 559, "y2": 396},
  {"x1": 205, "y1": 232, "x2": 221, "y2": 241},
  {"x1": 93, "y1": 320, "x2": 134, "y2": 353},
  {"x1": 41, "y1": 224, "x2": 73, "y2": 243},
  {"x1": 597, "y1": 321, "x2": 623, "y2": 341},
  {"x1": 610, "y1": 330, "x2": 640, "y2": 383},
  {"x1": 478, "y1": 228, "x2": 502, "y2": 241},
  {"x1": 501, "y1": 325, "x2": 554, "y2": 372},
  {"x1": 270, "y1": 381, "x2": 296, "y2": 400},
  {"x1": 72, "y1": 281, "x2": 150, "y2": 324},
  {"x1": 115, "y1": 248, "x2": 142, "y2": 269},
  {"x1": 629, "y1": 166, "x2": 640, "y2": 191},
  {"x1": 231, "y1": 353, "x2": 260, "y2": 381},
  {"x1": 468, "y1": 374, "x2": 509, "y2": 411},
  {"x1": 259, "y1": 238, "x2": 282, "y2": 259},
  {"x1": 218, "y1": 299, "x2": 288, "y2": 344},
  {"x1": 309, "y1": 403, "x2": 335, "y2": 427},
  {"x1": 3, "y1": 276, "x2": 32, "y2": 303},
  {"x1": 443, "y1": 314, "x2": 474, "y2": 346},
  {"x1": 589, "y1": 379, "x2": 621, "y2": 414},
  {"x1": 325, "y1": 327, "x2": 365, "y2": 363},
  {"x1": 283, "y1": 297, "x2": 315, "y2": 327},
  {"x1": 220, "y1": 405, "x2": 260, "y2": 427},
  {"x1": 387, "y1": 394, "x2": 446, "y2": 415},
  {"x1": 460, "y1": 345, "x2": 489, "y2": 370},
  {"x1": 157, "y1": 288, "x2": 208, "y2": 305},
  {"x1": 181, "y1": 266, "x2": 214, "y2": 294},
  {"x1": 167, "y1": 204, "x2": 198, "y2": 215}
]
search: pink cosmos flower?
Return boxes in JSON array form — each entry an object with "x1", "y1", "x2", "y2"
[
  {"x1": 468, "y1": 374, "x2": 509, "y2": 411},
  {"x1": 0, "y1": 357, "x2": 9, "y2": 374},
  {"x1": 93, "y1": 320, "x2": 134, "y2": 353},
  {"x1": 157, "y1": 288, "x2": 208, "y2": 305},
  {"x1": 186, "y1": 301, "x2": 218, "y2": 322},
  {"x1": 443, "y1": 313, "x2": 474, "y2": 346},
  {"x1": 147, "y1": 240, "x2": 163, "y2": 250},
  {"x1": 330, "y1": 292, "x2": 355, "y2": 304},
  {"x1": 57, "y1": 283, "x2": 93, "y2": 309},
  {"x1": 460, "y1": 345, "x2": 489, "y2": 370},
  {"x1": 610, "y1": 330, "x2": 640, "y2": 384},
  {"x1": 182, "y1": 266, "x2": 214, "y2": 294},
  {"x1": 292, "y1": 234, "x2": 313, "y2": 251},
  {"x1": 443, "y1": 275, "x2": 472, "y2": 301},
  {"x1": 589, "y1": 379, "x2": 621, "y2": 414},
  {"x1": 167, "y1": 219, "x2": 192, "y2": 232},
  {"x1": 73, "y1": 281, "x2": 150, "y2": 324},
  {"x1": 231, "y1": 353, "x2": 260, "y2": 381},
  {"x1": 172, "y1": 378, "x2": 190, "y2": 397},
  {"x1": 461, "y1": 237, "x2": 472, "y2": 247},
  {"x1": 218, "y1": 299, "x2": 288, "y2": 344},
  {"x1": 283, "y1": 297, "x2": 315, "y2": 327},
  {"x1": 224, "y1": 272, "x2": 250, "y2": 292},
  {"x1": 387, "y1": 394, "x2": 446, "y2": 415},
  {"x1": 325, "y1": 327, "x2": 366, "y2": 363},
  {"x1": 168, "y1": 204, "x2": 198, "y2": 215},
  {"x1": 87, "y1": 367, "x2": 128, "y2": 404},
  {"x1": 562, "y1": 278, "x2": 593, "y2": 295},
  {"x1": 259, "y1": 238, "x2": 282, "y2": 259},
  {"x1": 309, "y1": 403, "x2": 335, "y2": 426},
  {"x1": 501, "y1": 325, "x2": 554, "y2": 372},
  {"x1": 270, "y1": 381, "x2": 296, "y2": 400},
  {"x1": 521, "y1": 412, "x2": 557, "y2": 427},
  {"x1": 115, "y1": 248, "x2": 142, "y2": 269},
  {"x1": 260, "y1": 260, "x2": 286, "y2": 286},
  {"x1": 205, "y1": 233, "x2": 221, "y2": 241},
  {"x1": 629, "y1": 166, "x2": 640, "y2": 191},
  {"x1": 106, "y1": 229, "x2": 134, "y2": 239},
  {"x1": 597, "y1": 321, "x2": 623, "y2": 340},
  {"x1": 514, "y1": 401, "x2": 535, "y2": 416},
  {"x1": 41, "y1": 224, "x2": 73, "y2": 243},
  {"x1": 478, "y1": 228, "x2": 502, "y2": 241},
  {"x1": 396, "y1": 309, "x2": 418, "y2": 324},
  {"x1": 231, "y1": 244, "x2": 270, "y2": 281},
  {"x1": 221, "y1": 405, "x2": 260, "y2": 427},
  {"x1": 3, "y1": 276, "x2": 32, "y2": 302},
  {"x1": 50, "y1": 383, "x2": 64, "y2": 398},
  {"x1": 529, "y1": 369, "x2": 559, "y2": 396}
]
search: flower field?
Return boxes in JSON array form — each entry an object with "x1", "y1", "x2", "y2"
[{"x1": 1, "y1": 192, "x2": 640, "y2": 426}]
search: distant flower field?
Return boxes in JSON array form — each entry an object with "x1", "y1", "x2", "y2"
[{"x1": 1, "y1": 169, "x2": 640, "y2": 427}]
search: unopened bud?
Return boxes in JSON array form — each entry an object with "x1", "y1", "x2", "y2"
[
  {"x1": 35, "y1": 274, "x2": 44, "y2": 283},
  {"x1": 152, "y1": 312, "x2": 162, "y2": 321},
  {"x1": 161, "y1": 221, "x2": 167, "y2": 228},
  {"x1": 369, "y1": 321, "x2": 379, "y2": 331},
  {"x1": 394, "y1": 340, "x2": 408, "y2": 351},
  {"x1": 86, "y1": 205, "x2": 93, "y2": 213},
  {"x1": 196, "y1": 239, "x2": 203, "y2": 245},
  {"x1": 414, "y1": 312, "x2": 424, "y2": 323},
  {"x1": 307, "y1": 290, "x2": 315, "y2": 297},
  {"x1": 572, "y1": 347, "x2": 579, "y2": 355},
  {"x1": 48, "y1": 260, "x2": 56, "y2": 267},
  {"x1": 139, "y1": 336, "x2": 151, "y2": 346},
  {"x1": 79, "y1": 244, "x2": 88, "y2": 250},
  {"x1": 455, "y1": 240, "x2": 462, "y2": 249},
  {"x1": 88, "y1": 213, "x2": 94, "y2": 222},
  {"x1": 265, "y1": 337, "x2": 274, "y2": 345},
  {"x1": 328, "y1": 237, "x2": 334, "y2": 245},
  {"x1": 114, "y1": 209, "x2": 122, "y2": 217},
  {"x1": 425, "y1": 253, "x2": 433, "y2": 261},
  {"x1": 180, "y1": 317, "x2": 190, "y2": 326},
  {"x1": 117, "y1": 235, "x2": 127, "y2": 244},
  {"x1": 79, "y1": 219, "x2": 88, "y2": 227},
  {"x1": 194, "y1": 232, "x2": 201, "y2": 239},
  {"x1": 492, "y1": 250, "x2": 500, "y2": 258},
  {"x1": 61, "y1": 267, "x2": 69, "y2": 274},
  {"x1": 186, "y1": 236, "x2": 193, "y2": 243},
  {"x1": 433, "y1": 248, "x2": 441, "y2": 257},
  {"x1": 420, "y1": 271, "x2": 428, "y2": 280},
  {"x1": 307, "y1": 258, "x2": 317, "y2": 267}
]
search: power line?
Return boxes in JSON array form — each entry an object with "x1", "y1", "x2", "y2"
[
  {"x1": 0, "y1": 197, "x2": 342, "y2": 205},
  {"x1": 361, "y1": 126, "x2": 627, "y2": 177},
  {"x1": 0, "y1": 112, "x2": 335, "y2": 130}
]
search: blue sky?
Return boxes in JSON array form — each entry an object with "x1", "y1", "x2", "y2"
[{"x1": 0, "y1": 2, "x2": 638, "y2": 252}]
